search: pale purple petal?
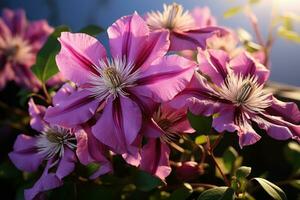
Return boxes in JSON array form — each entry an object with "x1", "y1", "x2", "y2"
[
  {"x1": 140, "y1": 139, "x2": 171, "y2": 180},
  {"x1": 24, "y1": 161, "x2": 63, "y2": 200},
  {"x1": 107, "y1": 12, "x2": 149, "y2": 63},
  {"x1": 56, "y1": 32, "x2": 107, "y2": 85},
  {"x1": 198, "y1": 49, "x2": 229, "y2": 86},
  {"x1": 169, "y1": 27, "x2": 228, "y2": 51},
  {"x1": 191, "y1": 7, "x2": 217, "y2": 28},
  {"x1": 2, "y1": 9, "x2": 27, "y2": 35},
  {"x1": 230, "y1": 52, "x2": 269, "y2": 84},
  {"x1": 266, "y1": 97, "x2": 300, "y2": 124},
  {"x1": 52, "y1": 83, "x2": 76, "y2": 105},
  {"x1": 92, "y1": 96, "x2": 142, "y2": 154},
  {"x1": 8, "y1": 134, "x2": 43, "y2": 172},
  {"x1": 28, "y1": 98, "x2": 47, "y2": 132},
  {"x1": 237, "y1": 121, "x2": 261, "y2": 148},
  {"x1": 44, "y1": 89, "x2": 99, "y2": 127},
  {"x1": 56, "y1": 148, "x2": 76, "y2": 179},
  {"x1": 212, "y1": 106, "x2": 238, "y2": 133},
  {"x1": 134, "y1": 55, "x2": 196, "y2": 102}
]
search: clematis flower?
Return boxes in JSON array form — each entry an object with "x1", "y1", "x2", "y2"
[
  {"x1": 146, "y1": 3, "x2": 227, "y2": 51},
  {"x1": 0, "y1": 9, "x2": 53, "y2": 90},
  {"x1": 44, "y1": 13, "x2": 196, "y2": 157},
  {"x1": 170, "y1": 49, "x2": 300, "y2": 147},
  {"x1": 139, "y1": 103, "x2": 194, "y2": 180},
  {"x1": 9, "y1": 98, "x2": 111, "y2": 200}
]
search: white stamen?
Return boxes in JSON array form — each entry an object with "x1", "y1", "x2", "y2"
[
  {"x1": 87, "y1": 57, "x2": 139, "y2": 102},
  {"x1": 36, "y1": 126, "x2": 76, "y2": 160},
  {"x1": 218, "y1": 72, "x2": 272, "y2": 114},
  {"x1": 0, "y1": 35, "x2": 32, "y2": 63},
  {"x1": 147, "y1": 3, "x2": 195, "y2": 32}
]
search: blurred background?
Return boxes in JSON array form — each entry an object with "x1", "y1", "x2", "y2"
[{"x1": 1, "y1": 0, "x2": 299, "y2": 86}]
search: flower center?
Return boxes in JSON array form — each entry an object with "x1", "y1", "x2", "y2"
[
  {"x1": 87, "y1": 57, "x2": 139, "y2": 101},
  {"x1": 147, "y1": 3, "x2": 195, "y2": 32},
  {"x1": 0, "y1": 36, "x2": 32, "y2": 63},
  {"x1": 218, "y1": 73, "x2": 271, "y2": 113},
  {"x1": 36, "y1": 126, "x2": 76, "y2": 159},
  {"x1": 153, "y1": 108, "x2": 181, "y2": 143}
]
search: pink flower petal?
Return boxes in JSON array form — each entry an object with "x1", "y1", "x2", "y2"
[
  {"x1": 140, "y1": 139, "x2": 171, "y2": 180},
  {"x1": 135, "y1": 55, "x2": 196, "y2": 102},
  {"x1": 212, "y1": 106, "x2": 238, "y2": 133},
  {"x1": 191, "y1": 7, "x2": 217, "y2": 28},
  {"x1": 56, "y1": 32, "x2": 107, "y2": 85},
  {"x1": 198, "y1": 49, "x2": 229, "y2": 86},
  {"x1": 237, "y1": 121, "x2": 261, "y2": 148},
  {"x1": 92, "y1": 96, "x2": 142, "y2": 154},
  {"x1": 44, "y1": 89, "x2": 99, "y2": 127},
  {"x1": 52, "y1": 83, "x2": 76, "y2": 105},
  {"x1": 230, "y1": 52, "x2": 269, "y2": 84}
]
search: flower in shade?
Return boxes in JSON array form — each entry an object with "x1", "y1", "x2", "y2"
[
  {"x1": 146, "y1": 3, "x2": 227, "y2": 51},
  {"x1": 0, "y1": 9, "x2": 53, "y2": 90},
  {"x1": 139, "y1": 103, "x2": 194, "y2": 180},
  {"x1": 170, "y1": 49, "x2": 300, "y2": 147},
  {"x1": 9, "y1": 97, "x2": 112, "y2": 200},
  {"x1": 44, "y1": 13, "x2": 196, "y2": 157}
]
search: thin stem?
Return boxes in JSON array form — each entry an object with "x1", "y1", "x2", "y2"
[
  {"x1": 210, "y1": 153, "x2": 231, "y2": 187},
  {"x1": 246, "y1": 6, "x2": 264, "y2": 46},
  {"x1": 42, "y1": 83, "x2": 52, "y2": 105},
  {"x1": 189, "y1": 183, "x2": 218, "y2": 189},
  {"x1": 169, "y1": 142, "x2": 186, "y2": 153}
]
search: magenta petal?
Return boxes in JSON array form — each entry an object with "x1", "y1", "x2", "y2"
[
  {"x1": 56, "y1": 148, "x2": 76, "y2": 179},
  {"x1": 92, "y1": 96, "x2": 142, "y2": 154},
  {"x1": 44, "y1": 89, "x2": 99, "y2": 127},
  {"x1": 230, "y1": 52, "x2": 269, "y2": 84},
  {"x1": 212, "y1": 107, "x2": 237, "y2": 133},
  {"x1": 75, "y1": 127, "x2": 112, "y2": 178},
  {"x1": 56, "y1": 32, "x2": 107, "y2": 85},
  {"x1": 24, "y1": 162, "x2": 62, "y2": 200},
  {"x1": 107, "y1": 12, "x2": 149, "y2": 62},
  {"x1": 8, "y1": 134, "x2": 43, "y2": 172},
  {"x1": 28, "y1": 98, "x2": 47, "y2": 132},
  {"x1": 267, "y1": 97, "x2": 300, "y2": 124},
  {"x1": 198, "y1": 49, "x2": 229, "y2": 85},
  {"x1": 122, "y1": 153, "x2": 141, "y2": 167},
  {"x1": 135, "y1": 55, "x2": 196, "y2": 102},
  {"x1": 143, "y1": 119, "x2": 164, "y2": 138},
  {"x1": 169, "y1": 27, "x2": 228, "y2": 51},
  {"x1": 52, "y1": 83, "x2": 76, "y2": 105},
  {"x1": 140, "y1": 139, "x2": 171, "y2": 180},
  {"x1": 237, "y1": 122, "x2": 261, "y2": 148},
  {"x1": 3, "y1": 9, "x2": 27, "y2": 35}
]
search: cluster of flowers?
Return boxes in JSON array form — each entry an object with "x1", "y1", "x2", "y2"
[{"x1": 2, "y1": 4, "x2": 300, "y2": 200}]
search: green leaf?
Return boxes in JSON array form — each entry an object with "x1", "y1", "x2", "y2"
[
  {"x1": 284, "y1": 142, "x2": 300, "y2": 170},
  {"x1": 198, "y1": 187, "x2": 234, "y2": 200},
  {"x1": 223, "y1": 6, "x2": 244, "y2": 19},
  {"x1": 277, "y1": 26, "x2": 300, "y2": 43},
  {"x1": 251, "y1": 178, "x2": 287, "y2": 200},
  {"x1": 79, "y1": 25, "x2": 104, "y2": 36},
  {"x1": 236, "y1": 166, "x2": 251, "y2": 180},
  {"x1": 187, "y1": 111, "x2": 212, "y2": 133},
  {"x1": 223, "y1": 147, "x2": 238, "y2": 172},
  {"x1": 289, "y1": 180, "x2": 300, "y2": 189},
  {"x1": 168, "y1": 183, "x2": 193, "y2": 200},
  {"x1": 133, "y1": 170, "x2": 163, "y2": 191},
  {"x1": 32, "y1": 25, "x2": 71, "y2": 83},
  {"x1": 195, "y1": 135, "x2": 208, "y2": 145}
]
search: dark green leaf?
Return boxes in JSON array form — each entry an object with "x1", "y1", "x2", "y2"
[
  {"x1": 169, "y1": 183, "x2": 193, "y2": 200},
  {"x1": 32, "y1": 25, "x2": 71, "y2": 83},
  {"x1": 79, "y1": 25, "x2": 104, "y2": 36},
  {"x1": 223, "y1": 6, "x2": 244, "y2": 19},
  {"x1": 251, "y1": 178, "x2": 287, "y2": 200},
  {"x1": 223, "y1": 147, "x2": 238, "y2": 172},
  {"x1": 133, "y1": 170, "x2": 163, "y2": 191},
  {"x1": 284, "y1": 142, "x2": 300, "y2": 170},
  {"x1": 198, "y1": 187, "x2": 234, "y2": 200},
  {"x1": 236, "y1": 166, "x2": 251, "y2": 180},
  {"x1": 187, "y1": 111, "x2": 212, "y2": 133}
]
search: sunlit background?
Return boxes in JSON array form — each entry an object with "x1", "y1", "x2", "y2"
[{"x1": 1, "y1": 0, "x2": 300, "y2": 86}]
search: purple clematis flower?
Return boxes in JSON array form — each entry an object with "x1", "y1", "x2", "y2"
[
  {"x1": 0, "y1": 9, "x2": 53, "y2": 90},
  {"x1": 9, "y1": 98, "x2": 112, "y2": 200},
  {"x1": 44, "y1": 13, "x2": 196, "y2": 156},
  {"x1": 146, "y1": 3, "x2": 227, "y2": 51},
  {"x1": 170, "y1": 49, "x2": 300, "y2": 147},
  {"x1": 139, "y1": 103, "x2": 194, "y2": 180}
]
